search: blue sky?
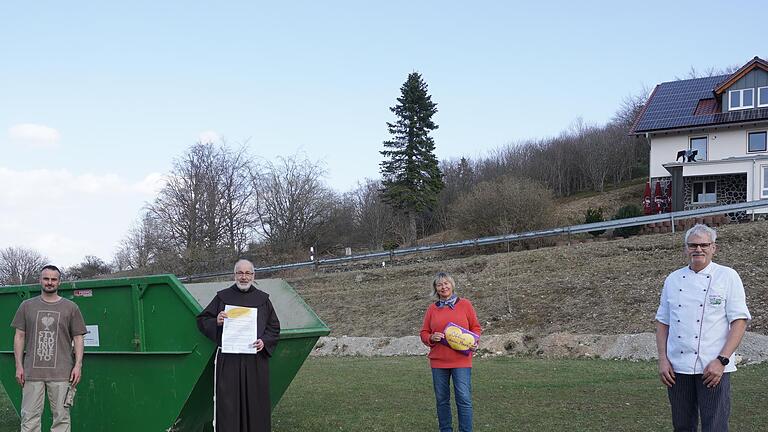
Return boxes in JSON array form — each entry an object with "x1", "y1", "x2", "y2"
[{"x1": 1, "y1": 1, "x2": 766, "y2": 267}]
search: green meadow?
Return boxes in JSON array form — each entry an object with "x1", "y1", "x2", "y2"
[{"x1": 2, "y1": 357, "x2": 766, "y2": 431}]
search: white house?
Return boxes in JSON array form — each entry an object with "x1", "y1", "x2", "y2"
[{"x1": 631, "y1": 56, "x2": 768, "y2": 217}]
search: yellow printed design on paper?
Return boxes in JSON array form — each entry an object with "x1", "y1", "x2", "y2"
[
  {"x1": 444, "y1": 325, "x2": 476, "y2": 352},
  {"x1": 227, "y1": 307, "x2": 251, "y2": 319}
]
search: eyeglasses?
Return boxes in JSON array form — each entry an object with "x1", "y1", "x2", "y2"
[
  {"x1": 686, "y1": 243, "x2": 712, "y2": 250},
  {"x1": 235, "y1": 271, "x2": 254, "y2": 277}
]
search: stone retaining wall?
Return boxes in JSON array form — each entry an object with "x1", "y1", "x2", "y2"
[{"x1": 640, "y1": 214, "x2": 730, "y2": 235}]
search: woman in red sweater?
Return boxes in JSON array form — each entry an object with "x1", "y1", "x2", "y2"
[{"x1": 420, "y1": 272, "x2": 482, "y2": 432}]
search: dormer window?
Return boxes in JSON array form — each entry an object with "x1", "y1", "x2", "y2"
[
  {"x1": 729, "y1": 88, "x2": 754, "y2": 110},
  {"x1": 759, "y1": 86, "x2": 768, "y2": 107}
]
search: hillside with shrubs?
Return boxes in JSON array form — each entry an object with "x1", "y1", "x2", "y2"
[{"x1": 288, "y1": 220, "x2": 768, "y2": 338}]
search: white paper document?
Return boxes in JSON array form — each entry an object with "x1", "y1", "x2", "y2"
[{"x1": 221, "y1": 305, "x2": 258, "y2": 354}]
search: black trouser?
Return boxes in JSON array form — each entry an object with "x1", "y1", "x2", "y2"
[{"x1": 667, "y1": 372, "x2": 730, "y2": 432}]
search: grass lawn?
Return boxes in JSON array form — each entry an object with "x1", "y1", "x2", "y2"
[
  {"x1": 272, "y1": 357, "x2": 768, "y2": 432},
  {"x1": 1, "y1": 357, "x2": 766, "y2": 431}
]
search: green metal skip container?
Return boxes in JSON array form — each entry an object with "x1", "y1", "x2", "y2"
[{"x1": 0, "y1": 275, "x2": 329, "y2": 431}]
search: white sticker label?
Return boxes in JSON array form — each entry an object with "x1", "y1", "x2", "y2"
[{"x1": 84, "y1": 325, "x2": 100, "y2": 347}]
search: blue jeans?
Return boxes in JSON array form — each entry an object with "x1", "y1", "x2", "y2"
[{"x1": 431, "y1": 367, "x2": 473, "y2": 432}]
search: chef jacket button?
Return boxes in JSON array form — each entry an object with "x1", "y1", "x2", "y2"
[
  {"x1": 697, "y1": 320, "x2": 700, "y2": 322},
  {"x1": 678, "y1": 336, "x2": 681, "y2": 338},
  {"x1": 677, "y1": 320, "x2": 681, "y2": 322},
  {"x1": 680, "y1": 351, "x2": 684, "y2": 354},
  {"x1": 695, "y1": 336, "x2": 698, "y2": 339}
]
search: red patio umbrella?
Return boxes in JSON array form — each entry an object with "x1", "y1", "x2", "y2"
[
  {"x1": 642, "y1": 182, "x2": 652, "y2": 215},
  {"x1": 654, "y1": 181, "x2": 664, "y2": 214}
]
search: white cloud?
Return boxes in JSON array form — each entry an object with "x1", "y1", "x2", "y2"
[
  {"x1": 0, "y1": 167, "x2": 162, "y2": 267},
  {"x1": 8, "y1": 123, "x2": 61, "y2": 149},
  {"x1": 198, "y1": 130, "x2": 221, "y2": 144},
  {"x1": 131, "y1": 172, "x2": 166, "y2": 195}
]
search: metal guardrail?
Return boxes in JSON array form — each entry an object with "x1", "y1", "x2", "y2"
[{"x1": 179, "y1": 199, "x2": 768, "y2": 282}]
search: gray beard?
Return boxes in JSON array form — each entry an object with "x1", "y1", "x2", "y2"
[{"x1": 236, "y1": 282, "x2": 251, "y2": 291}]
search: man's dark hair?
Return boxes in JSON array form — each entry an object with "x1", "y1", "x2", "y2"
[{"x1": 41, "y1": 265, "x2": 62, "y2": 277}]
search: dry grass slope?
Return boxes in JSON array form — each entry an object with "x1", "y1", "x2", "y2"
[{"x1": 288, "y1": 221, "x2": 768, "y2": 338}]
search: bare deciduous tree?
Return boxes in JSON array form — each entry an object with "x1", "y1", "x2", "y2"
[
  {"x1": 571, "y1": 121, "x2": 614, "y2": 193},
  {"x1": 218, "y1": 145, "x2": 256, "y2": 255},
  {"x1": 149, "y1": 143, "x2": 223, "y2": 252},
  {"x1": 350, "y1": 179, "x2": 395, "y2": 250},
  {"x1": 316, "y1": 192, "x2": 357, "y2": 253},
  {"x1": 446, "y1": 93, "x2": 651, "y2": 202},
  {"x1": 113, "y1": 212, "x2": 165, "y2": 271},
  {"x1": 251, "y1": 154, "x2": 335, "y2": 254},
  {"x1": 677, "y1": 64, "x2": 741, "y2": 80},
  {"x1": 0, "y1": 246, "x2": 48, "y2": 285},
  {"x1": 67, "y1": 255, "x2": 112, "y2": 280},
  {"x1": 433, "y1": 158, "x2": 474, "y2": 230},
  {"x1": 452, "y1": 176, "x2": 554, "y2": 237},
  {"x1": 144, "y1": 143, "x2": 255, "y2": 272}
]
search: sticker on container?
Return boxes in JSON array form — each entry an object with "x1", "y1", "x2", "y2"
[
  {"x1": 84, "y1": 325, "x2": 100, "y2": 347},
  {"x1": 74, "y1": 290, "x2": 93, "y2": 297}
]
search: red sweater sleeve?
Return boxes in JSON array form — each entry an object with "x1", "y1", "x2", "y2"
[
  {"x1": 465, "y1": 300, "x2": 482, "y2": 336},
  {"x1": 420, "y1": 306, "x2": 435, "y2": 346}
]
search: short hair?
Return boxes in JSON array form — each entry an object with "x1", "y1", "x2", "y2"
[
  {"x1": 233, "y1": 259, "x2": 255, "y2": 273},
  {"x1": 684, "y1": 224, "x2": 717, "y2": 245},
  {"x1": 40, "y1": 265, "x2": 61, "y2": 277},
  {"x1": 432, "y1": 271, "x2": 456, "y2": 298}
]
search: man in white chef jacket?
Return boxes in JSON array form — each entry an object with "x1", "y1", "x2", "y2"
[{"x1": 655, "y1": 223, "x2": 750, "y2": 432}]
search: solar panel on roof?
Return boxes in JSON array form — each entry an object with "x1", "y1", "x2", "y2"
[{"x1": 631, "y1": 74, "x2": 768, "y2": 133}]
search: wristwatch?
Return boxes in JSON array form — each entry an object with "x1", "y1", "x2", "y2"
[{"x1": 716, "y1": 355, "x2": 730, "y2": 366}]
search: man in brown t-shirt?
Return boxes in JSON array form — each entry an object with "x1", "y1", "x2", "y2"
[{"x1": 11, "y1": 265, "x2": 87, "y2": 432}]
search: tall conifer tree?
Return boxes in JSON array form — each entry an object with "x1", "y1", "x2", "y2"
[{"x1": 380, "y1": 72, "x2": 444, "y2": 244}]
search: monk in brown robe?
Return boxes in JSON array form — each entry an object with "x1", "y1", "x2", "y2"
[{"x1": 197, "y1": 259, "x2": 280, "y2": 432}]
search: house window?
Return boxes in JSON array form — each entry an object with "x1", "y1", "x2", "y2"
[
  {"x1": 759, "y1": 86, "x2": 768, "y2": 107},
  {"x1": 692, "y1": 180, "x2": 716, "y2": 204},
  {"x1": 763, "y1": 167, "x2": 768, "y2": 198},
  {"x1": 729, "y1": 88, "x2": 755, "y2": 110},
  {"x1": 690, "y1": 136, "x2": 708, "y2": 161},
  {"x1": 748, "y1": 131, "x2": 767, "y2": 152}
]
